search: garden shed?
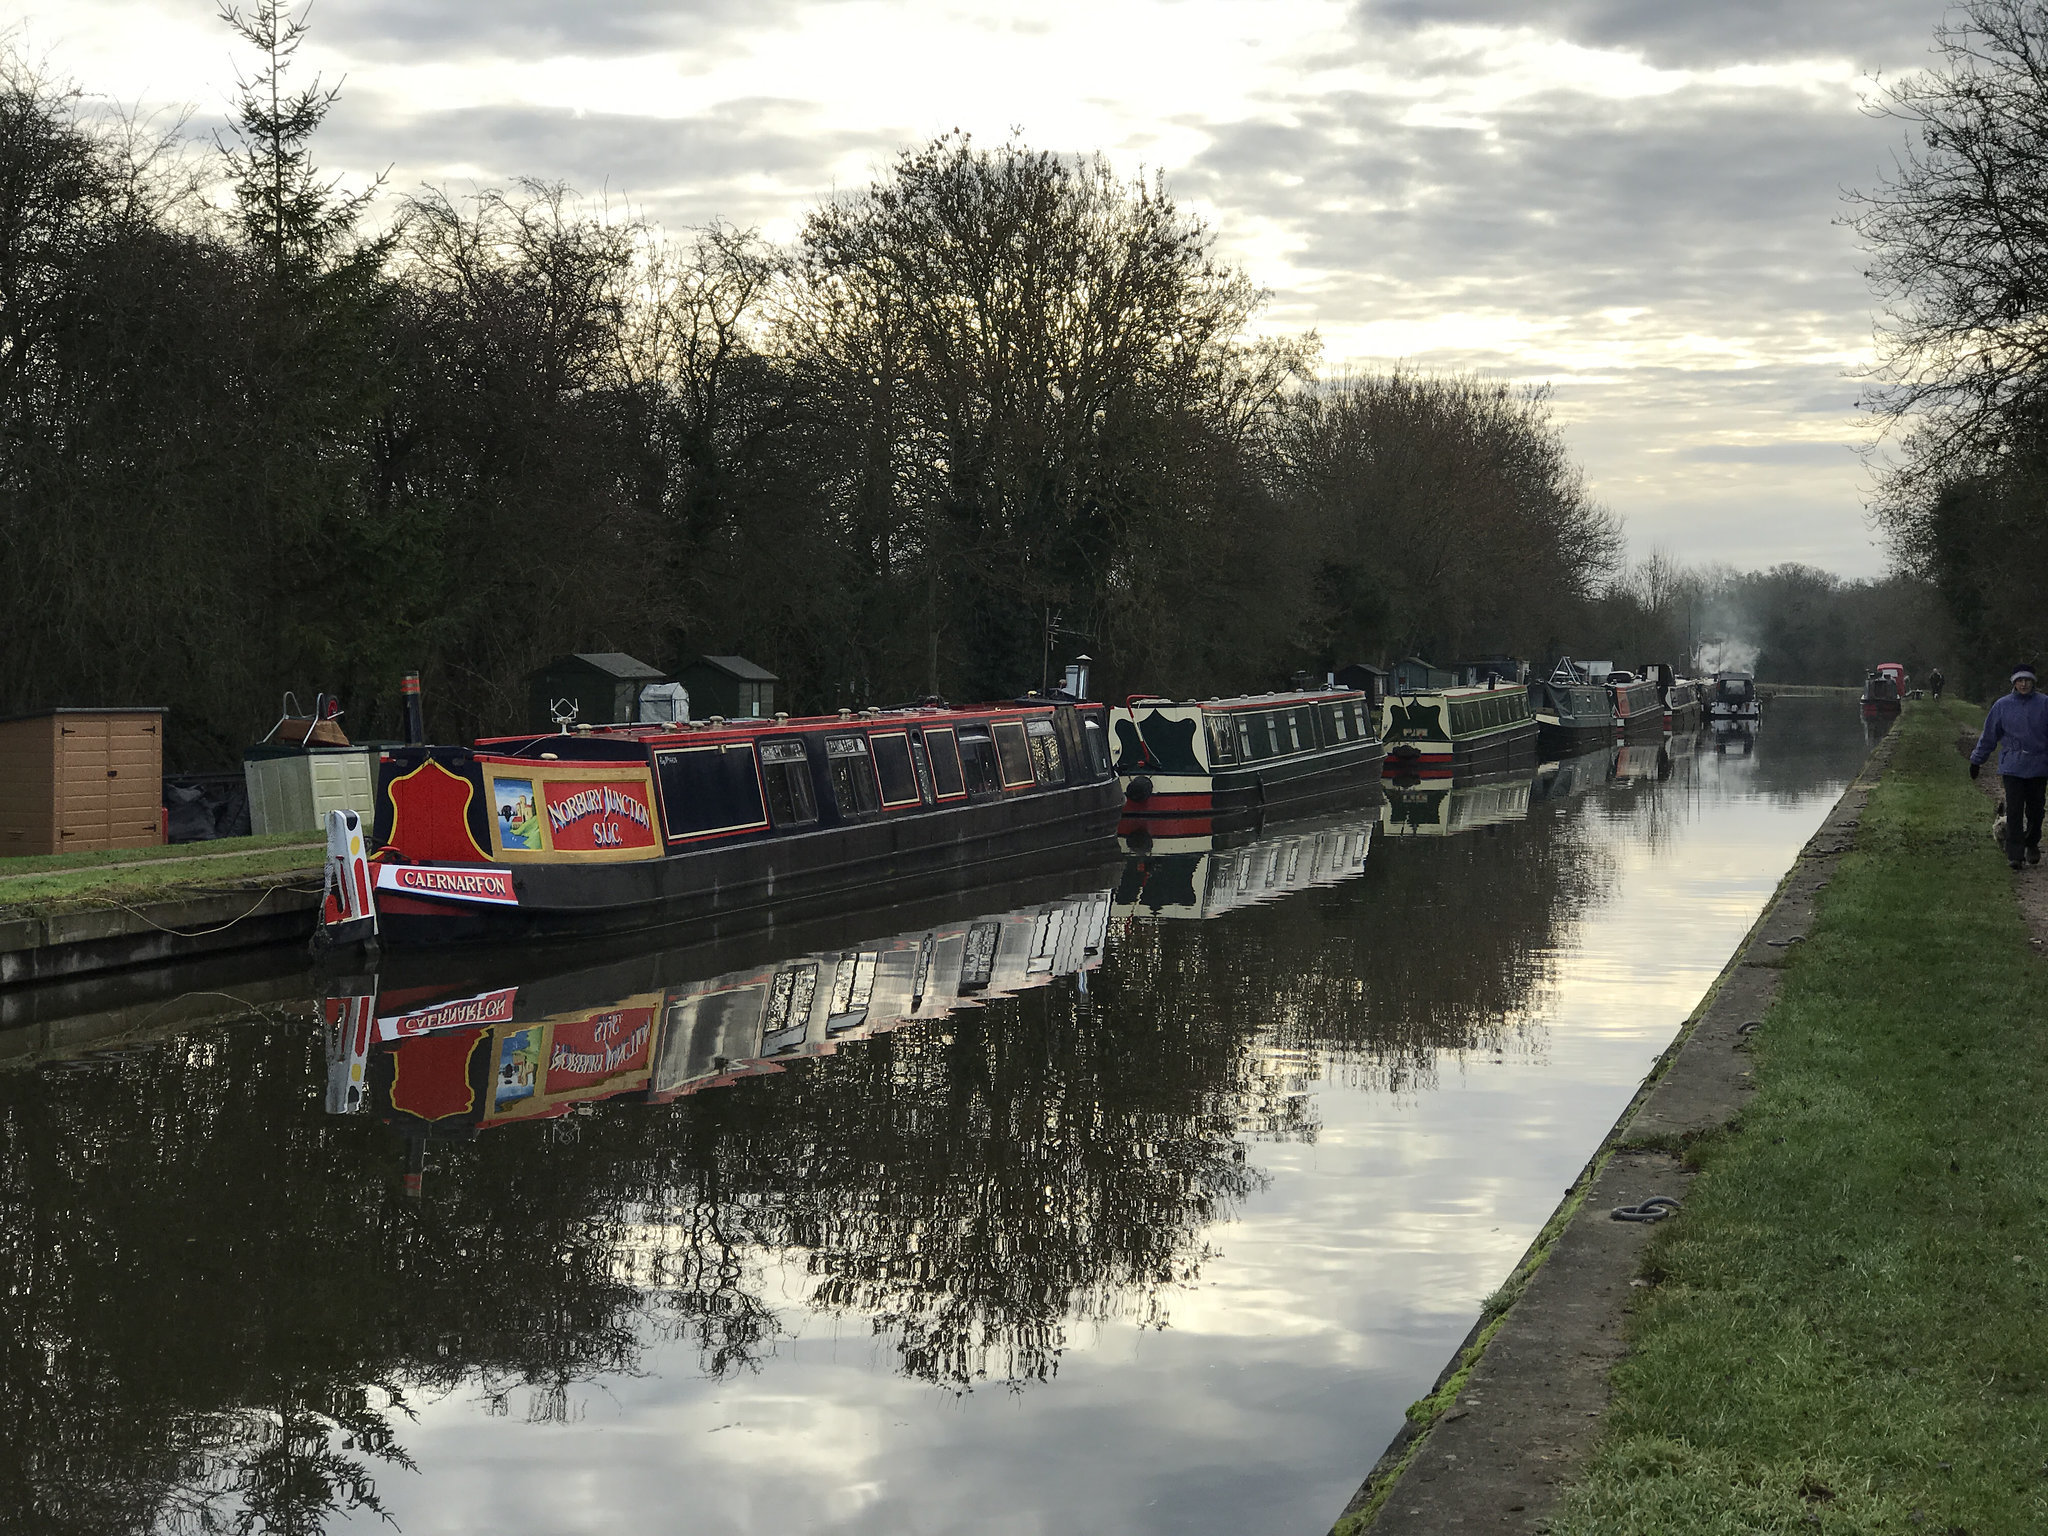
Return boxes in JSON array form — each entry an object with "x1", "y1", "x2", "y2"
[{"x1": 0, "y1": 707, "x2": 165, "y2": 856}]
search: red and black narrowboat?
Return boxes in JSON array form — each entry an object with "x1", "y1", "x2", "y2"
[
  {"x1": 1109, "y1": 688, "x2": 1385, "y2": 836},
  {"x1": 1606, "y1": 670, "x2": 1665, "y2": 740},
  {"x1": 315, "y1": 700, "x2": 1121, "y2": 950},
  {"x1": 1861, "y1": 662, "x2": 1906, "y2": 718}
]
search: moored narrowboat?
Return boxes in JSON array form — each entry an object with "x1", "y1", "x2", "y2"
[
  {"x1": 315, "y1": 699, "x2": 1122, "y2": 950},
  {"x1": 1110, "y1": 688, "x2": 1384, "y2": 834},
  {"x1": 1861, "y1": 661, "x2": 1908, "y2": 718},
  {"x1": 1640, "y1": 663, "x2": 1703, "y2": 732},
  {"x1": 1606, "y1": 670, "x2": 1665, "y2": 739},
  {"x1": 1527, "y1": 658, "x2": 1615, "y2": 755},
  {"x1": 1703, "y1": 671, "x2": 1761, "y2": 725},
  {"x1": 1378, "y1": 681, "x2": 1539, "y2": 779}
]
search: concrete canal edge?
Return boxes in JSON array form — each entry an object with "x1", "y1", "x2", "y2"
[
  {"x1": 1331, "y1": 721, "x2": 1899, "y2": 1536},
  {"x1": 0, "y1": 873, "x2": 324, "y2": 987}
]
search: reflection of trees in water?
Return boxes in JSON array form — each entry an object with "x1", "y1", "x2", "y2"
[
  {"x1": 636, "y1": 986, "x2": 1263, "y2": 1389},
  {"x1": 0, "y1": 980, "x2": 1260, "y2": 1530},
  {"x1": 0, "y1": 790, "x2": 1634, "y2": 1532},
  {"x1": 1106, "y1": 805, "x2": 1612, "y2": 1098}
]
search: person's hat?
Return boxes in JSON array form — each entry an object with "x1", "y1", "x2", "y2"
[{"x1": 2014, "y1": 665, "x2": 2038, "y2": 682}]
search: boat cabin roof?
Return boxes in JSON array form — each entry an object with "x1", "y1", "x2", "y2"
[
  {"x1": 474, "y1": 699, "x2": 1077, "y2": 758},
  {"x1": 1124, "y1": 687, "x2": 1367, "y2": 713}
]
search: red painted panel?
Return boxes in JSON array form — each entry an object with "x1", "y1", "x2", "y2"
[
  {"x1": 385, "y1": 761, "x2": 489, "y2": 864},
  {"x1": 542, "y1": 780, "x2": 659, "y2": 853}
]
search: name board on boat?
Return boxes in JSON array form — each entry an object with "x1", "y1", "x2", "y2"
[
  {"x1": 542, "y1": 780, "x2": 658, "y2": 852},
  {"x1": 481, "y1": 761, "x2": 664, "y2": 863},
  {"x1": 375, "y1": 863, "x2": 520, "y2": 906}
]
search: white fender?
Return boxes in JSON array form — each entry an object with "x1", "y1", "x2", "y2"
[{"x1": 315, "y1": 807, "x2": 379, "y2": 948}]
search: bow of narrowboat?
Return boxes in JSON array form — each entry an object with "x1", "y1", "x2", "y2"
[
  {"x1": 1379, "y1": 683, "x2": 1539, "y2": 780},
  {"x1": 1604, "y1": 673, "x2": 1666, "y2": 739},
  {"x1": 1529, "y1": 660, "x2": 1615, "y2": 755},
  {"x1": 1111, "y1": 688, "x2": 1384, "y2": 831},
  {"x1": 318, "y1": 700, "x2": 1123, "y2": 950}
]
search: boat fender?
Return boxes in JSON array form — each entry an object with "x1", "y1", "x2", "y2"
[{"x1": 1126, "y1": 775, "x2": 1154, "y2": 802}]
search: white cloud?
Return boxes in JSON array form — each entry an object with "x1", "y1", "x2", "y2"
[{"x1": 18, "y1": 0, "x2": 1942, "y2": 575}]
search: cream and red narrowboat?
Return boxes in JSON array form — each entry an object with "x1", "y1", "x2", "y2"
[
  {"x1": 1377, "y1": 682, "x2": 1538, "y2": 779},
  {"x1": 315, "y1": 700, "x2": 1121, "y2": 950},
  {"x1": 1109, "y1": 688, "x2": 1384, "y2": 835}
]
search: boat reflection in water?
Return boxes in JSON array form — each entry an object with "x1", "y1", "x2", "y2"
[
  {"x1": 326, "y1": 885, "x2": 1114, "y2": 1183},
  {"x1": 1710, "y1": 718, "x2": 1758, "y2": 756},
  {"x1": 1112, "y1": 808, "x2": 1379, "y2": 921},
  {"x1": 1379, "y1": 771, "x2": 1533, "y2": 838},
  {"x1": 1530, "y1": 744, "x2": 1616, "y2": 806}
]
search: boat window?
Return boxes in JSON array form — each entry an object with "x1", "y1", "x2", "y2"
[
  {"x1": 655, "y1": 744, "x2": 769, "y2": 840},
  {"x1": 1284, "y1": 710, "x2": 1304, "y2": 752},
  {"x1": 824, "y1": 735, "x2": 881, "y2": 815},
  {"x1": 1321, "y1": 704, "x2": 1348, "y2": 742},
  {"x1": 925, "y1": 726, "x2": 968, "y2": 799},
  {"x1": 870, "y1": 731, "x2": 923, "y2": 807},
  {"x1": 1205, "y1": 715, "x2": 1236, "y2": 762},
  {"x1": 992, "y1": 721, "x2": 1036, "y2": 787},
  {"x1": 760, "y1": 739, "x2": 818, "y2": 828},
  {"x1": 1027, "y1": 719, "x2": 1066, "y2": 784},
  {"x1": 1237, "y1": 719, "x2": 1257, "y2": 758},
  {"x1": 1083, "y1": 719, "x2": 1109, "y2": 777},
  {"x1": 958, "y1": 729, "x2": 1001, "y2": 796},
  {"x1": 1263, "y1": 712, "x2": 1283, "y2": 757}
]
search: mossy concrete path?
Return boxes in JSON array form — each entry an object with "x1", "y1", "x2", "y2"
[{"x1": 1334, "y1": 725, "x2": 1893, "y2": 1534}]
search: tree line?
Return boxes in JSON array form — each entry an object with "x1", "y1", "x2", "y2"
[
  {"x1": 1855, "y1": 0, "x2": 2048, "y2": 699},
  {"x1": 3, "y1": 3, "x2": 1949, "y2": 770},
  {"x1": 0, "y1": 9, "x2": 1631, "y2": 767},
  {"x1": 1581, "y1": 554, "x2": 1951, "y2": 686}
]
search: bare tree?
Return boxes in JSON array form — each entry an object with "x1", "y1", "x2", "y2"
[{"x1": 1852, "y1": 0, "x2": 2048, "y2": 485}]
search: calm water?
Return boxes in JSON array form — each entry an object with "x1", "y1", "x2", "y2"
[{"x1": 0, "y1": 701, "x2": 1874, "y2": 1536}]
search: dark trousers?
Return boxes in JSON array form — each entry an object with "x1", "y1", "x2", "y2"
[{"x1": 2002, "y1": 774, "x2": 2046, "y2": 858}]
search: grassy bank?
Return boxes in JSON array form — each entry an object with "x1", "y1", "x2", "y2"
[
  {"x1": 0, "y1": 834, "x2": 323, "y2": 914},
  {"x1": 1551, "y1": 698, "x2": 2048, "y2": 1533}
]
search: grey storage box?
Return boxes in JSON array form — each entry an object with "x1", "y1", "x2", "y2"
[{"x1": 243, "y1": 744, "x2": 377, "y2": 836}]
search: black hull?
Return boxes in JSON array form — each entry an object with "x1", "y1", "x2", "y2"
[
  {"x1": 1538, "y1": 719, "x2": 1614, "y2": 757},
  {"x1": 1122, "y1": 739, "x2": 1386, "y2": 828},
  {"x1": 375, "y1": 780, "x2": 1125, "y2": 947},
  {"x1": 1385, "y1": 720, "x2": 1539, "y2": 779},
  {"x1": 1616, "y1": 710, "x2": 1665, "y2": 741}
]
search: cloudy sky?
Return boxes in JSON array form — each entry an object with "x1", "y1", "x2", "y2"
[{"x1": 26, "y1": 0, "x2": 1952, "y2": 575}]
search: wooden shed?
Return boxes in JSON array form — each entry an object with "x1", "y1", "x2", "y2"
[
  {"x1": 678, "y1": 655, "x2": 778, "y2": 720},
  {"x1": 0, "y1": 708, "x2": 165, "y2": 856},
  {"x1": 527, "y1": 653, "x2": 669, "y2": 732}
]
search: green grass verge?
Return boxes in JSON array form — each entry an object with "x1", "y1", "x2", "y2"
[
  {"x1": 0, "y1": 835, "x2": 323, "y2": 914},
  {"x1": 1548, "y1": 698, "x2": 2048, "y2": 1535}
]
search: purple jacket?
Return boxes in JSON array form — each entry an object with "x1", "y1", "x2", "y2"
[{"x1": 1972, "y1": 690, "x2": 2048, "y2": 778}]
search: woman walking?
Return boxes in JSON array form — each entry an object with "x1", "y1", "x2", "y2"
[{"x1": 1971, "y1": 666, "x2": 2048, "y2": 869}]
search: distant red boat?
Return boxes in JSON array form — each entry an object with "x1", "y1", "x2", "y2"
[{"x1": 1861, "y1": 662, "x2": 1907, "y2": 718}]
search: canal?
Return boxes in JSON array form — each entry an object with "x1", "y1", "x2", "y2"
[{"x1": 0, "y1": 700, "x2": 1874, "y2": 1536}]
